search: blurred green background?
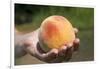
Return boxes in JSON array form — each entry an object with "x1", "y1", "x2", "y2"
[{"x1": 15, "y1": 4, "x2": 94, "y2": 65}]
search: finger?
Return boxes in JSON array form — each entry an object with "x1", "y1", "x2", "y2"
[
  {"x1": 65, "y1": 46, "x2": 73, "y2": 61},
  {"x1": 43, "y1": 49, "x2": 58, "y2": 62},
  {"x1": 49, "y1": 46, "x2": 67, "y2": 63},
  {"x1": 73, "y1": 38, "x2": 80, "y2": 51},
  {"x1": 74, "y1": 38, "x2": 80, "y2": 44},
  {"x1": 67, "y1": 43, "x2": 73, "y2": 48},
  {"x1": 34, "y1": 47, "x2": 58, "y2": 62},
  {"x1": 64, "y1": 43, "x2": 74, "y2": 61},
  {"x1": 58, "y1": 46, "x2": 67, "y2": 56},
  {"x1": 74, "y1": 28, "x2": 78, "y2": 34},
  {"x1": 56, "y1": 44, "x2": 73, "y2": 62}
]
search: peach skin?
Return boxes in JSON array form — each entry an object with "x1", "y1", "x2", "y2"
[{"x1": 39, "y1": 15, "x2": 75, "y2": 52}]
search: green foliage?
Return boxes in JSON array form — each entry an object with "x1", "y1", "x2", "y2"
[{"x1": 15, "y1": 4, "x2": 94, "y2": 32}]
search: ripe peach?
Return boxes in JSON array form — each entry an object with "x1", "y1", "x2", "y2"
[{"x1": 38, "y1": 15, "x2": 75, "y2": 52}]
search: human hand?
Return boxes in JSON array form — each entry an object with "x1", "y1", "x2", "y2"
[{"x1": 23, "y1": 28, "x2": 80, "y2": 63}]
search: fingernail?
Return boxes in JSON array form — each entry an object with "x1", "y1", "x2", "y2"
[
  {"x1": 74, "y1": 38, "x2": 80, "y2": 44},
  {"x1": 61, "y1": 46, "x2": 67, "y2": 50},
  {"x1": 52, "y1": 49, "x2": 58, "y2": 54},
  {"x1": 68, "y1": 43, "x2": 73, "y2": 47},
  {"x1": 76, "y1": 38, "x2": 80, "y2": 41}
]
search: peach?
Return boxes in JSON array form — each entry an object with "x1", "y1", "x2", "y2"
[{"x1": 38, "y1": 15, "x2": 75, "y2": 52}]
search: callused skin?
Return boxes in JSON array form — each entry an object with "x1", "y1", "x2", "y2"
[{"x1": 39, "y1": 15, "x2": 75, "y2": 52}]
